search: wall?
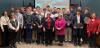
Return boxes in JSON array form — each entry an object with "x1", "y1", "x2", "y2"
[
  {"x1": 0, "y1": 0, "x2": 34, "y2": 15},
  {"x1": 71, "y1": 0, "x2": 100, "y2": 18}
]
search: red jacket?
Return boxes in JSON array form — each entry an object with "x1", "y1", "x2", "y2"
[
  {"x1": 97, "y1": 20, "x2": 100, "y2": 32},
  {"x1": 87, "y1": 18, "x2": 99, "y2": 33},
  {"x1": 55, "y1": 18, "x2": 66, "y2": 35}
]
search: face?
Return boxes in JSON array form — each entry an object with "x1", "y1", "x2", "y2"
[
  {"x1": 16, "y1": 9, "x2": 20, "y2": 13},
  {"x1": 11, "y1": 13, "x2": 16, "y2": 19},
  {"x1": 26, "y1": 8, "x2": 31, "y2": 14},
  {"x1": 57, "y1": 9, "x2": 61, "y2": 13},
  {"x1": 58, "y1": 16, "x2": 62, "y2": 20},
  {"x1": 62, "y1": 8, "x2": 66, "y2": 11},
  {"x1": 84, "y1": 9, "x2": 89, "y2": 14},
  {"x1": 28, "y1": 7, "x2": 32, "y2": 11},
  {"x1": 77, "y1": 11, "x2": 81, "y2": 15},
  {"x1": 91, "y1": 13, "x2": 96, "y2": 19},
  {"x1": 54, "y1": 7, "x2": 57, "y2": 11},
  {"x1": 47, "y1": 14, "x2": 51, "y2": 18},
  {"x1": 4, "y1": 11, "x2": 8, "y2": 16},
  {"x1": 11, "y1": 8, "x2": 14, "y2": 11},
  {"x1": 66, "y1": 9, "x2": 70, "y2": 14},
  {"x1": 33, "y1": 8, "x2": 37, "y2": 13},
  {"x1": 78, "y1": 7, "x2": 82, "y2": 10}
]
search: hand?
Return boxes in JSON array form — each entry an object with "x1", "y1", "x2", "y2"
[
  {"x1": 24, "y1": 26, "x2": 26, "y2": 29},
  {"x1": 2, "y1": 29, "x2": 4, "y2": 32},
  {"x1": 40, "y1": 25, "x2": 42, "y2": 28},
  {"x1": 67, "y1": 23, "x2": 70, "y2": 26},
  {"x1": 73, "y1": 26, "x2": 77, "y2": 29},
  {"x1": 15, "y1": 29, "x2": 18, "y2": 32},
  {"x1": 34, "y1": 24, "x2": 36, "y2": 26},
  {"x1": 31, "y1": 26, "x2": 33, "y2": 29},
  {"x1": 96, "y1": 32, "x2": 99, "y2": 35},
  {"x1": 43, "y1": 27, "x2": 46, "y2": 32},
  {"x1": 38, "y1": 26, "x2": 41, "y2": 28},
  {"x1": 88, "y1": 32, "x2": 90, "y2": 38},
  {"x1": 57, "y1": 28, "x2": 61, "y2": 30},
  {"x1": 52, "y1": 28, "x2": 54, "y2": 32},
  {"x1": 80, "y1": 27, "x2": 83, "y2": 29},
  {"x1": 21, "y1": 26, "x2": 23, "y2": 29}
]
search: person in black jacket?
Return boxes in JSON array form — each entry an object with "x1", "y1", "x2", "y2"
[
  {"x1": 23, "y1": 7, "x2": 34, "y2": 43},
  {"x1": 43, "y1": 13, "x2": 55, "y2": 46}
]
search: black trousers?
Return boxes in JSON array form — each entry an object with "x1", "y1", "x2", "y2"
[
  {"x1": 9, "y1": 30, "x2": 17, "y2": 47},
  {"x1": 37, "y1": 28, "x2": 45, "y2": 44},
  {"x1": 2, "y1": 25, "x2": 9, "y2": 47},
  {"x1": 73, "y1": 28, "x2": 83, "y2": 45},
  {"x1": 83, "y1": 24, "x2": 88, "y2": 43},
  {"x1": 16, "y1": 28, "x2": 24, "y2": 42},
  {"x1": 57, "y1": 35, "x2": 65, "y2": 43},
  {"x1": 88, "y1": 32, "x2": 97, "y2": 48},
  {"x1": 45, "y1": 29, "x2": 53, "y2": 45}
]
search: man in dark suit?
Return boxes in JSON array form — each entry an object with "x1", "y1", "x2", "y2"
[
  {"x1": 35, "y1": 13, "x2": 45, "y2": 44},
  {"x1": 23, "y1": 7, "x2": 34, "y2": 43},
  {"x1": 72, "y1": 11, "x2": 84, "y2": 46}
]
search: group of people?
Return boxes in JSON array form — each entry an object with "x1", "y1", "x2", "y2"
[{"x1": 0, "y1": 5, "x2": 100, "y2": 48}]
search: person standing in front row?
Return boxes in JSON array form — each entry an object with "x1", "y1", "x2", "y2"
[
  {"x1": 55, "y1": 15, "x2": 66, "y2": 46},
  {"x1": 35, "y1": 11, "x2": 45, "y2": 44},
  {"x1": 87, "y1": 13, "x2": 99, "y2": 48},
  {"x1": 43, "y1": 13, "x2": 55, "y2": 46},
  {"x1": 0, "y1": 11, "x2": 10, "y2": 48},
  {"x1": 23, "y1": 7, "x2": 33, "y2": 43},
  {"x1": 72, "y1": 11, "x2": 84, "y2": 46},
  {"x1": 8, "y1": 12, "x2": 19, "y2": 48}
]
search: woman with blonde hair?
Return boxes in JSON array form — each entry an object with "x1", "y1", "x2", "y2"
[{"x1": 87, "y1": 12, "x2": 99, "y2": 48}]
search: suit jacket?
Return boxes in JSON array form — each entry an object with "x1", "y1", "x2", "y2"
[
  {"x1": 72, "y1": 15, "x2": 84, "y2": 29},
  {"x1": 23, "y1": 13, "x2": 34, "y2": 26},
  {"x1": 36, "y1": 14, "x2": 45, "y2": 26}
]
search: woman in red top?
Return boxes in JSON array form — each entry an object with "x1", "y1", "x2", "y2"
[
  {"x1": 43, "y1": 13, "x2": 55, "y2": 46},
  {"x1": 87, "y1": 12, "x2": 99, "y2": 48}
]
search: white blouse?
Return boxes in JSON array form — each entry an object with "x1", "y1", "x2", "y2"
[{"x1": 0, "y1": 16, "x2": 9, "y2": 30}]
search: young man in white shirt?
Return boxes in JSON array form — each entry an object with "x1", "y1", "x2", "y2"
[{"x1": 15, "y1": 8, "x2": 24, "y2": 43}]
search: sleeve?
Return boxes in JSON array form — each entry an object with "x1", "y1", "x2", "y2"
[
  {"x1": 21, "y1": 15, "x2": 24, "y2": 28},
  {"x1": 0, "y1": 17, "x2": 4, "y2": 30},
  {"x1": 60, "y1": 19, "x2": 66, "y2": 29},
  {"x1": 16, "y1": 21, "x2": 20, "y2": 30},
  {"x1": 55, "y1": 21, "x2": 58, "y2": 29}
]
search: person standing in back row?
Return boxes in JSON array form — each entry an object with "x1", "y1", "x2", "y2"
[{"x1": 0, "y1": 11, "x2": 10, "y2": 48}]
